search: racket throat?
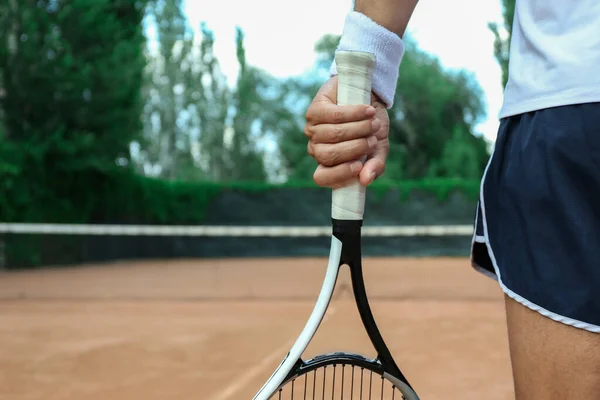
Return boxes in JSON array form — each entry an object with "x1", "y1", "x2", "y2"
[
  {"x1": 332, "y1": 218, "x2": 416, "y2": 393},
  {"x1": 332, "y1": 219, "x2": 363, "y2": 265}
]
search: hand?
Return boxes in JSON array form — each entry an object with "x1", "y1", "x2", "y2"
[{"x1": 304, "y1": 76, "x2": 390, "y2": 188}]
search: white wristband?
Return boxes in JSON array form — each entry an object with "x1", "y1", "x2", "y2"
[{"x1": 330, "y1": 11, "x2": 405, "y2": 108}]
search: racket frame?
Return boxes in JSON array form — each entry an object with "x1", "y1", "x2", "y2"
[
  {"x1": 252, "y1": 225, "x2": 419, "y2": 400},
  {"x1": 252, "y1": 50, "x2": 419, "y2": 400}
]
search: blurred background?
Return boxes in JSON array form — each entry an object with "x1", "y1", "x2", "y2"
[{"x1": 0, "y1": 1, "x2": 516, "y2": 399}]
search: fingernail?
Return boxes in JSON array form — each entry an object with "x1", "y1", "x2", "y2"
[
  {"x1": 365, "y1": 106, "x2": 376, "y2": 117},
  {"x1": 371, "y1": 118, "x2": 381, "y2": 132},
  {"x1": 350, "y1": 161, "x2": 362, "y2": 173},
  {"x1": 367, "y1": 136, "x2": 378, "y2": 148},
  {"x1": 368, "y1": 171, "x2": 377, "y2": 183}
]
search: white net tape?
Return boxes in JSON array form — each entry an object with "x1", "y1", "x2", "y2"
[{"x1": 0, "y1": 223, "x2": 473, "y2": 237}]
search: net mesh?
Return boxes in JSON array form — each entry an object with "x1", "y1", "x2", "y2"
[
  {"x1": 0, "y1": 223, "x2": 497, "y2": 303},
  {"x1": 0, "y1": 222, "x2": 473, "y2": 270}
]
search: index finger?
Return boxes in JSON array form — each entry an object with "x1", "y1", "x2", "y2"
[
  {"x1": 306, "y1": 102, "x2": 375, "y2": 125},
  {"x1": 305, "y1": 76, "x2": 376, "y2": 125}
]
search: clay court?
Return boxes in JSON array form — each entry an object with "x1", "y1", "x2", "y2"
[{"x1": 0, "y1": 257, "x2": 513, "y2": 399}]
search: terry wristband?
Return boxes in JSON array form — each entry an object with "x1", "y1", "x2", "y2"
[{"x1": 330, "y1": 11, "x2": 405, "y2": 108}]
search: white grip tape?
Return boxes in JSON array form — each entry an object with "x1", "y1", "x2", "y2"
[{"x1": 332, "y1": 51, "x2": 376, "y2": 220}]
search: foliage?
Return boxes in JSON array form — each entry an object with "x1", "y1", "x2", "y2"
[
  {"x1": 0, "y1": 0, "x2": 148, "y2": 223},
  {"x1": 1, "y1": 0, "x2": 147, "y2": 164},
  {"x1": 194, "y1": 22, "x2": 231, "y2": 181},
  {"x1": 227, "y1": 27, "x2": 268, "y2": 181},
  {"x1": 140, "y1": 0, "x2": 199, "y2": 179},
  {"x1": 488, "y1": 0, "x2": 516, "y2": 87},
  {"x1": 140, "y1": 1, "x2": 236, "y2": 181},
  {"x1": 140, "y1": 2, "x2": 270, "y2": 182},
  {"x1": 392, "y1": 37, "x2": 489, "y2": 180},
  {"x1": 100, "y1": 175, "x2": 480, "y2": 223}
]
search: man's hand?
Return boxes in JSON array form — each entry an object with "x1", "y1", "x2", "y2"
[{"x1": 304, "y1": 76, "x2": 390, "y2": 188}]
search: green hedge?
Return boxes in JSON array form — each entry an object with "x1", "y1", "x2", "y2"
[
  {"x1": 1, "y1": 166, "x2": 481, "y2": 225},
  {"x1": 99, "y1": 174, "x2": 480, "y2": 225}
]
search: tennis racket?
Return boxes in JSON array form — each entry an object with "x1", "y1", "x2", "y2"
[{"x1": 252, "y1": 50, "x2": 420, "y2": 400}]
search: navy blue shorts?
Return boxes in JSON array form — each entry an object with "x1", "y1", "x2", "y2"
[{"x1": 471, "y1": 102, "x2": 600, "y2": 333}]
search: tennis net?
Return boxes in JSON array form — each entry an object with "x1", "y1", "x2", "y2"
[
  {"x1": 0, "y1": 222, "x2": 500, "y2": 303},
  {"x1": 0, "y1": 222, "x2": 474, "y2": 270}
]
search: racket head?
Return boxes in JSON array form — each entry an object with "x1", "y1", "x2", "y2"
[{"x1": 271, "y1": 352, "x2": 419, "y2": 400}]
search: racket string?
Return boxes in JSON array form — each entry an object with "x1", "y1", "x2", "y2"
[
  {"x1": 322, "y1": 366, "x2": 327, "y2": 399},
  {"x1": 304, "y1": 373, "x2": 308, "y2": 400},
  {"x1": 271, "y1": 362, "x2": 407, "y2": 400},
  {"x1": 331, "y1": 365, "x2": 336, "y2": 400},
  {"x1": 350, "y1": 366, "x2": 354, "y2": 400}
]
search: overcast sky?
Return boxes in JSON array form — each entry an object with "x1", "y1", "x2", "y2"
[{"x1": 183, "y1": 0, "x2": 506, "y2": 142}]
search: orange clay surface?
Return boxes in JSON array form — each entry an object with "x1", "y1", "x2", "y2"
[{"x1": 0, "y1": 257, "x2": 513, "y2": 399}]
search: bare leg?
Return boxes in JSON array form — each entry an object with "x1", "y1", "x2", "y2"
[{"x1": 505, "y1": 295, "x2": 600, "y2": 399}]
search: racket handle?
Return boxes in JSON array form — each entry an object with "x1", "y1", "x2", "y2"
[{"x1": 332, "y1": 50, "x2": 376, "y2": 221}]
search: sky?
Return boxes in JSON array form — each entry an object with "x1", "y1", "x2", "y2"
[{"x1": 183, "y1": 0, "x2": 506, "y2": 143}]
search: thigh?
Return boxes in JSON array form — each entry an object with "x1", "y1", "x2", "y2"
[{"x1": 505, "y1": 295, "x2": 600, "y2": 400}]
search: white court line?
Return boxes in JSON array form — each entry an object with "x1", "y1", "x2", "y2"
[{"x1": 211, "y1": 307, "x2": 337, "y2": 400}]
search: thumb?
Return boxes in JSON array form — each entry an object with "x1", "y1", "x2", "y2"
[
  {"x1": 315, "y1": 75, "x2": 338, "y2": 104},
  {"x1": 359, "y1": 138, "x2": 389, "y2": 186}
]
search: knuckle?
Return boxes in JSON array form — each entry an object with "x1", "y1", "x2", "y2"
[
  {"x1": 358, "y1": 138, "x2": 371, "y2": 153},
  {"x1": 305, "y1": 107, "x2": 315, "y2": 124},
  {"x1": 313, "y1": 172, "x2": 323, "y2": 186},
  {"x1": 313, "y1": 170, "x2": 328, "y2": 187},
  {"x1": 304, "y1": 124, "x2": 313, "y2": 138},
  {"x1": 312, "y1": 146, "x2": 323, "y2": 163},
  {"x1": 329, "y1": 125, "x2": 344, "y2": 142},
  {"x1": 331, "y1": 109, "x2": 343, "y2": 123},
  {"x1": 316, "y1": 149, "x2": 337, "y2": 167}
]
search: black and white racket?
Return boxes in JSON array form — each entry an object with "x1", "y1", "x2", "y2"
[{"x1": 252, "y1": 50, "x2": 420, "y2": 400}]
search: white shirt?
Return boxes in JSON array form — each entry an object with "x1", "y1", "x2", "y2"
[{"x1": 499, "y1": 0, "x2": 600, "y2": 118}]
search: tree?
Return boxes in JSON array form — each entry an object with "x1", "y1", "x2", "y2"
[
  {"x1": 193, "y1": 23, "x2": 230, "y2": 181},
  {"x1": 263, "y1": 78, "x2": 317, "y2": 182},
  {"x1": 488, "y1": 0, "x2": 516, "y2": 87},
  {"x1": 226, "y1": 27, "x2": 268, "y2": 182},
  {"x1": 0, "y1": 0, "x2": 148, "y2": 222},
  {"x1": 140, "y1": 12, "x2": 269, "y2": 182},
  {"x1": 141, "y1": 0, "x2": 201, "y2": 180},
  {"x1": 1, "y1": 0, "x2": 147, "y2": 166},
  {"x1": 391, "y1": 37, "x2": 488, "y2": 180}
]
